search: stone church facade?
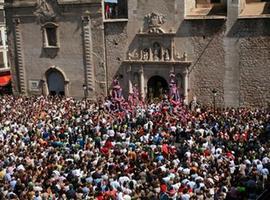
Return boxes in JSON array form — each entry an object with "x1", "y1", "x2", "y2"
[{"x1": 5, "y1": 0, "x2": 270, "y2": 107}]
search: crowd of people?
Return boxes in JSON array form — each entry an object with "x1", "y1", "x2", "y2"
[{"x1": 0, "y1": 94, "x2": 270, "y2": 200}]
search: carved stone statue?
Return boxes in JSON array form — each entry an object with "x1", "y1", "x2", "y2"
[
  {"x1": 34, "y1": 0, "x2": 57, "y2": 23},
  {"x1": 153, "y1": 43, "x2": 161, "y2": 61},
  {"x1": 164, "y1": 49, "x2": 170, "y2": 61},
  {"x1": 128, "y1": 50, "x2": 139, "y2": 60},
  {"x1": 183, "y1": 52, "x2": 187, "y2": 61},
  {"x1": 175, "y1": 53, "x2": 182, "y2": 60},
  {"x1": 142, "y1": 49, "x2": 150, "y2": 61},
  {"x1": 146, "y1": 12, "x2": 165, "y2": 27},
  {"x1": 145, "y1": 12, "x2": 166, "y2": 33}
]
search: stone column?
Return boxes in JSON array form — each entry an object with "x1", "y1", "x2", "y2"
[
  {"x1": 183, "y1": 69, "x2": 189, "y2": 105},
  {"x1": 171, "y1": 65, "x2": 175, "y2": 73},
  {"x1": 64, "y1": 80, "x2": 70, "y2": 97},
  {"x1": 13, "y1": 18, "x2": 26, "y2": 94},
  {"x1": 82, "y1": 15, "x2": 94, "y2": 96},
  {"x1": 127, "y1": 65, "x2": 132, "y2": 93},
  {"x1": 139, "y1": 65, "x2": 144, "y2": 99},
  {"x1": 170, "y1": 38, "x2": 174, "y2": 61}
]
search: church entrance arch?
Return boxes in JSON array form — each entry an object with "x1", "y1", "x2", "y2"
[
  {"x1": 46, "y1": 69, "x2": 65, "y2": 96},
  {"x1": 147, "y1": 75, "x2": 168, "y2": 100}
]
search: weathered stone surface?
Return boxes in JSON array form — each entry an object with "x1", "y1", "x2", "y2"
[
  {"x1": 6, "y1": 0, "x2": 270, "y2": 107},
  {"x1": 104, "y1": 22, "x2": 128, "y2": 93},
  {"x1": 104, "y1": 0, "x2": 270, "y2": 107},
  {"x1": 6, "y1": 1, "x2": 106, "y2": 99}
]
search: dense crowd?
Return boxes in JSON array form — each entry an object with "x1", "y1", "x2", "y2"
[{"x1": 0, "y1": 95, "x2": 270, "y2": 200}]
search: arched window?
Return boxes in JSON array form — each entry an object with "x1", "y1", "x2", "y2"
[{"x1": 42, "y1": 22, "x2": 59, "y2": 48}]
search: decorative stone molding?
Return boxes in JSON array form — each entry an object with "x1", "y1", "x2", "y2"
[
  {"x1": 82, "y1": 15, "x2": 94, "y2": 91},
  {"x1": 13, "y1": 18, "x2": 27, "y2": 94},
  {"x1": 145, "y1": 12, "x2": 166, "y2": 34},
  {"x1": 125, "y1": 13, "x2": 187, "y2": 64},
  {"x1": 128, "y1": 49, "x2": 140, "y2": 60}
]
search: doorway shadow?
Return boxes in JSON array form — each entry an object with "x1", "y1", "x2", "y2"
[{"x1": 147, "y1": 75, "x2": 169, "y2": 100}]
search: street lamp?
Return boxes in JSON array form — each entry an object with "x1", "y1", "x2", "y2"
[
  {"x1": 83, "y1": 84, "x2": 87, "y2": 100},
  {"x1": 212, "y1": 89, "x2": 217, "y2": 113}
]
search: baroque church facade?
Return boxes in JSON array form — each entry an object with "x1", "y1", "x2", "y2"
[{"x1": 5, "y1": 0, "x2": 270, "y2": 107}]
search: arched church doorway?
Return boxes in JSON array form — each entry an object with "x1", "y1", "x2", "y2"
[
  {"x1": 46, "y1": 69, "x2": 65, "y2": 96},
  {"x1": 147, "y1": 75, "x2": 168, "y2": 100}
]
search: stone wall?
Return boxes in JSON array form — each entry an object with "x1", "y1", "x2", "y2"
[
  {"x1": 6, "y1": 1, "x2": 106, "y2": 98},
  {"x1": 6, "y1": 0, "x2": 270, "y2": 107},
  {"x1": 103, "y1": 0, "x2": 270, "y2": 107},
  {"x1": 237, "y1": 20, "x2": 270, "y2": 107},
  {"x1": 104, "y1": 22, "x2": 128, "y2": 94},
  {"x1": 186, "y1": 20, "x2": 226, "y2": 107}
]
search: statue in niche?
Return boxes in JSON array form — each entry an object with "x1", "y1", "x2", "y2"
[
  {"x1": 164, "y1": 49, "x2": 170, "y2": 61},
  {"x1": 183, "y1": 52, "x2": 187, "y2": 61},
  {"x1": 142, "y1": 48, "x2": 150, "y2": 61},
  {"x1": 153, "y1": 42, "x2": 161, "y2": 61},
  {"x1": 175, "y1": 52, "x2": 181, "y2": 60},
  {"x1": 128, "y1": 49, "x2": 139, "y2": 60}
]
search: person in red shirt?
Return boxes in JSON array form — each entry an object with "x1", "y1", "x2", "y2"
[{"x1": 105, "y1": 4, "x2": 110, "y2": 19}]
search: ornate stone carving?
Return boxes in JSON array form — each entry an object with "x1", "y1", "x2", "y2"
[
  {"x1": 183, "y1": 52, "x2": 187, "y2": 61},
  {"x1": 145, "y1": 12, "x2": 166, "y2": 34},
  {"x1": 175, "y1": 52, "x2": 188, "y2": 61},
  {"x1": 34, "y1": 0, "x2": 58, "y2": 23},
  {"x1": 164, "y1": 49, "x2": 170, "y2": 61},
  {"x1": 142, "y1": 48, "x2": 150, "y2": 61},
  {"x1": 153, "y1": 42, "x2": 161, "y2": 61},
  {"x1": 128, "y1": 49, "x2": 140, "y2": 60}
]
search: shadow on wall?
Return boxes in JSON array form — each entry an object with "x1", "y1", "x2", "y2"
[
  {"x1": 226, "y1": 19, "x2": 270, "y2": 38},
  {"x1": 176, "y1": 19, "x2": 225, "y2": 37}
]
